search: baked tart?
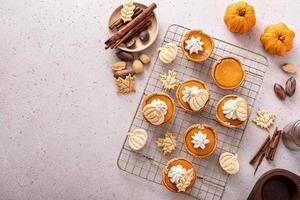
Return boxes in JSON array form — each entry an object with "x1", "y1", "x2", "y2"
[
  {"x1": 162, "y1": 157, "x2": 196, "y2": 193},
  {"x1": 176, "y1": 79, "x2": 210, "y2": 112},
  {"x1": 216, "y1": 95, "x2": 249, "y2": 128},
  {"x1": 212, "y1": 56, "x2": 245, "y2": 89},
  {"x1": 184, "y1": 124, "x2": 217, "y2": 158},
  {"x1": 181, "y1": 29, "x2": 214, "y2": 62},
  {"x1": 141, "y1": 92, "x2": 175, "y2": 126}
]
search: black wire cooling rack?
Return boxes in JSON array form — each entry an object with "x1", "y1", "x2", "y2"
[{"x1": 117, "y1": 24, "x2": 268, "y2": 200}]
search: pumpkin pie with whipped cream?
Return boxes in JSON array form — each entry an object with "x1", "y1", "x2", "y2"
[
  {"x1": 181, "y1": 30, "x2": 214, "y2": 62},
  {"x1": 212, "y1": 56, "x2": 245, "y2": 89},
  {"x1": 216, "y1": 95, "x2": 249, "y2": 128},
  {"x1": 176, "y1": 79, "x2": 210, "y2": 112},
  {"x1": 162, "y1": 157, "x2": 196, "y2": 193},
  {"x1": 184, "y1": 124, "x2": 217, "y2": 158},
  {"x1": 142, "y1": 92, "x2": 175, "y2": 126}
]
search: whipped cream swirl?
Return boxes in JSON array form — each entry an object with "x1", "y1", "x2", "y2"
[
  {"x1": 150, "y1": 99, "x2": 168, "y2": 115},
  {"x1": 222, "y1": 99, "x2": 238, "y2": 119},
  {"x1": 222, "y1": 97, "x2": 247, "y2": 121},
  {"x1": 191, "y1": 131, "x2": 210, "y2": 149},
  {"x1": 168, "y1": 165, "x2": 186, "y2": 184},
  {"x1": 185, "y1": 36, "x2": 204, "y2": 54}
]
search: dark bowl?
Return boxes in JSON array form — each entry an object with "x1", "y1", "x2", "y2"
[
  {"x1": 248, "y1": 169, "x2": 300, "y2": 200},
  {"x1": 262, "y1": 175, "x2": 299, "y2": 200}
]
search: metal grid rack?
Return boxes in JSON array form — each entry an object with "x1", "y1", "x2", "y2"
[{"x1": 117, "y1": 24, "x2": 268, "y2": 200}]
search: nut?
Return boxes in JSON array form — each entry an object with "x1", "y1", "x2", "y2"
[
  {"x1": 132, "y1": 59, "x2": 144, "y2": 74},
  {"x1": 116, "y1": 51, "x2": 134, "y2": 61},
  {"x1": 111, "y1": 61, "x2": 126, "y2": 71},
  {"x1": 139, "y1": 31, "x2": 150, "y2": 42},
  {"x1": 282, "y1": 63, "x2": 297, "y2": 74},
  {"x1": 285, "y1": 76, "x2": 296, "y2": 97},
  {"x1": 114, "y1": 68, "x2": 136, "y2": 79},
  {"x1": 274, "y1": 83, "x2": 286, "y2": 100},
  {"x1": 139, "y1": 53, "x2": 151, "y2": 64},
  {"x1": 125, "y1": 39, "x2": 136, "y2": 49}
]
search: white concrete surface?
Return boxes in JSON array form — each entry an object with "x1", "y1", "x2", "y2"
[{"x1": 1, "y1": 0, "x2": 300, "y2": 199}]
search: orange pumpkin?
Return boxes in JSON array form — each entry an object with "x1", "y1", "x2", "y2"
[
  {"x1": 260, "y1": 23, "x2": 295, "y2": 56},
  {"x1": 224, "y1": 1, "x2": 256, "y2": 33}
]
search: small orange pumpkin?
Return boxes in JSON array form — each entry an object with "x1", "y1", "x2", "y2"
[
  {"x1": 224, "y1": 1, "x2": 256, "y2": 33},
  {"x1": 260, "y1": 23, "x2": 295, "y2": 56}
]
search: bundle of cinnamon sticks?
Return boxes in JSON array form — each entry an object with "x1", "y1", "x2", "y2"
[
  {"x1": 249, "y1": 127, "x2": 282, "y2": 175},
  {"x1": 105, "y1": 3, "x2": 157, "y2": 49}
]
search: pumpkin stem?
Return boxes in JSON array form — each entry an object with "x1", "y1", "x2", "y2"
[
  {"x1": 278, "y1": 35, "x2": 285, "y2": 41},
  {"x1": 239, "y1": 8, "x2": 246, "y2": 16}
]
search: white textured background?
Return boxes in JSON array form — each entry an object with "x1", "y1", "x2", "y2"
[{"x1": 1, "y1": 0, "x2": 300, "y2": 199}]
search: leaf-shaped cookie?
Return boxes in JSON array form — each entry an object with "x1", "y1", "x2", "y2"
[
  {"x1": 120, "y1": 0, "x2": 136, "y2": 23},
  {"x1": 156, "y1": 131, "x2": 177, "y2": 155},
  {"x1": 176, "y1": 169, "x2": 194, "y2": 192},
  {"x1": 160, "y1": 69, "x2": 181, "y2": 91},
  {"x1": 115, "y1": 74, "x2": 135, "y2": 94},
  {"x1": 252, "y1": 108, "x2": 275, "y2": 129}
]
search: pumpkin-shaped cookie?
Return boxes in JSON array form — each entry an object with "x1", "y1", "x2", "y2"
[
  {"x1": 224, "y1": 1, "x2": 256, "y2": 33},
  {"x1": 128, "y1": 128, "x2": 148, "y2": 150},
  {"x1": 260, "y1": 23, "x2": 295, "y2": 56},
  {"x1": 158, "y1": 43, "x2": 178, "y2": 64},
  {"x1": 235, "y1": 97, "x2": 248, "y2": 122},
  {"x1": 142, "y1": 104, "x2": 165, "y2": 125},
  {"x1": 189, "y1": 89, "x2": 209, "y2": 111},
  {"x1": 219, "y1": 152, "x2": 239, "y2": 174}
]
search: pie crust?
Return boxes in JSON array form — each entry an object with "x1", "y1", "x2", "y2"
[
  {"x1": 211, "y1": 56, "x2": 245, "y2": 89},
  {"x1": 162, "y1": 157, "x2": 196, "y2": 193},
  {"x1": 181, "y1": 29, "x2": 214, "y2": 62},
  {"x1": 184, "y1": 124, "x2": 217, "y2": 158},
  {"x1": 216, "y1": 95, "x2": 249, "y2": 128},
  {"x1": 141, "y1": 92, "x2": 175, "y2": 125},
  {"x1": 176, "y1": 79, "x2": 210, "y2": 112}
]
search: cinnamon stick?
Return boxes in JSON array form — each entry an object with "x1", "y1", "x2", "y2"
[
  {"x1": 270, "y1": 132, "x2": 281, "y2": 160},
  {"x1": 109, "y1": 7, "x2": 142, "y2": 30},
  {"x1": 107, "y1": 13, "x2": 153, "y2": 49},
  {"x1": 110, "y1": 15, "x2": 153, "y2": 49},
  {"x1": 109, "y1": 7, "x2": 139, "y2": 29},
  {"x1": 105, "y1": 3, "x2": 157, "y2": 47},
  {"x1": 129, "y1": 15, "x2": 153, "y2": 37},
  {"x1": 254, "y1": 151, "x2": 265, "y2": 175},
  {"x1": 115, "y1": 8, "x2": 143, "y2": 30},
  {"x1": 266, "y1": 128, "x2": 279, "y2": 160},
  {"x1": 267, "y1": 129, "x2": 282, "y2": 161},
  {"x1": 122, "y1": 15, "x2": 153, "y2": 44},
  {"x1": 249, "y1": 135, "x2": 271, "y2": 165}
]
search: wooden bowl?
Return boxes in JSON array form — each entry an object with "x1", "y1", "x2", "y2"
[{"x1": 107, "y1": 2, "x2": 159, "y2": 52}]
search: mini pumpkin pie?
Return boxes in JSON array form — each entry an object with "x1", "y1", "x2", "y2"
[
  {"x1": 141, "y1": 92, "x2": 175, "y2": 126},
  {"x1": 216, "y1": 95, "x2": 249, "y2": 128},
  {"x1": 181, "y1": 29, "x2": 214, "y2": 62},
  {"x1": 212, "y1": 56, "x2": 245, "y2": 89},
  {"x1": 184, "y1": 124, "x2": 217, "y2": 158},
  {"x1": 176, "y1": 79, "x2": 210, "y2": 112},
  {"x1": 162, "y1": 157, "x2": 196, "y2": 193}
]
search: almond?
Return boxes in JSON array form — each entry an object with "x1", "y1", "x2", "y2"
[
  {"x1": 285, "y1": 76, "x2": 296, "y2": 97},
  {"x1": 116, "y1": 51, "x2": 134, "y2": 61},
  {"x1": 274, "y1": 83, "x2": 286, "y2": 100},
  {"x1": 282, "y1": 63, "x2": 297, "y2": 74}
]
